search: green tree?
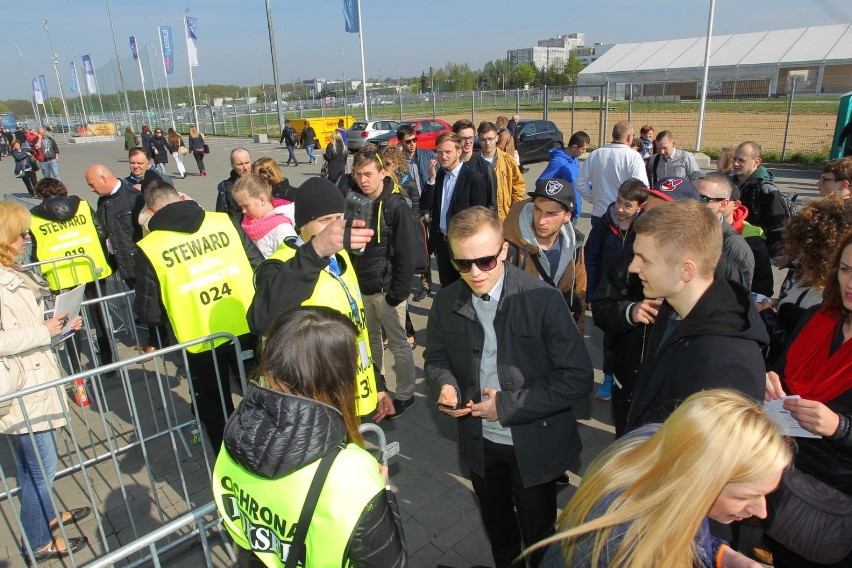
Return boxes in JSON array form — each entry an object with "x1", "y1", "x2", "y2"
[
  {"x1": 482, "y1": 59, "x2": 510, "y2": 89},
  {"x1": 510, "y1": 63, "x2": 537, "y2": 88},
  {"x1": 563, "y1": 53, "x2": 584, "y2": 85}
]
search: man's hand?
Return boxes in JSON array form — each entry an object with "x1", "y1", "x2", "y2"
[
  {"x1": 310, "y1": 219, "x2": 373, "y2": 258},
  {"x1": 630, "y1": 299, "x2": 662, "y2": 325},
  {"x1": 470, "y1": 388, "x2": 499, "y2": 422},
  {"x1": 372, "y1": 391, "x2": 395, "y2": 423},
  {"x1": 764, "y1": 371, "x2": 786, "y2": 400},
  {"x1": 784, "y1": 398, "x2": 841, "y2": 437},
  {"x1": 438, "y1": 384, "x2": 471, "y2": 418},
  {"x1": 428, "y1": 158, "x2": 439, "y2": 181}
]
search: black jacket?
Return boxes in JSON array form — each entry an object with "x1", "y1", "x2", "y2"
[
  {"x1": 774, "y1": 306, "x2": 852, "y2": 495},
  {"x1": 134, "y1": 200, "x2": 263, "y2": 326},
  {"x1": 149, "y1": 134, "x2": 174, "y2": 164},
  {"x1": 464, "y1": 152, "x2": 497, "y2": 211},
  {"x1": 94, "y1": 180, "x2": 145, "y2": 282},
  {"x1": 216, "y1": 169, "x2": 242, "y2": 223},
  {"x1": 735, "y1": 166, "x2": 788, "y2": 256},
  {"x1": 324, "y1": 142, "x2": 348, "y2": 183},
  {"x1": 421, "y1": 162, "x2": 488, "y2": 245},
  {"x1": 424, "y1": 263, "x2": 594, "y2": 488},
  {"x1": 279, "y1": 125, "x2": 297, "y2": 147},
  {"x1": 351, "y1": 179, "x2": 418, "y2": 306},
  {"x1": 625, "y1": 276, "x2": 769, "y2": 431},
  {"x1": 222, "y1": 381, "x2": 407, "y2": 567}
]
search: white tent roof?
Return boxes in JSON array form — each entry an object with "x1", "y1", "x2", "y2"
[{"x1": 580, "y1": 23, "x2": 852, "y2": 75}]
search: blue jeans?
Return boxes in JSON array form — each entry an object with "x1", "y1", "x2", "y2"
[
  {"x1": 15, "y1": 430, "x2": 59, "y2": 552},
  {"x1": 286, "y1": 145, "x2": 298, "y2": 165},
  {"x1": 41, "y1": 159, "x2": 61, "y2": 180},
  {"x1": 306, "y1": 144, "x2": 316, "y2": 163}
]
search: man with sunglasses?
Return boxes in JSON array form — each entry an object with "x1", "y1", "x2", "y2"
[
  {"x1": 424, "y1": 206, "x2": 593, "y2": 568},
  {"x1": 422, "y1": 132, "x2": 488, "y2": 286},
  {"x1": 695, "y1": 173, "x2": 755, "y2": 289},
  {"x1": 397, "y1": 125, "x2": 436, "y2": 301}
]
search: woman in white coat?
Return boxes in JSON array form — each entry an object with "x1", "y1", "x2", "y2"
[{"x1": 0, "y1": 202, "x2": 90, "y2": 562}]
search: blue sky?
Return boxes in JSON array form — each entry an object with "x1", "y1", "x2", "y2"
[{"x1": 2, "y1": 0, "x2": 850, "y2": 100}]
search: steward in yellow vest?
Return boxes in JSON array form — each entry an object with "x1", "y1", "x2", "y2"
[
  {"x1": 30, "y1": 196, "x2": 112, "y2": 291},
  {"x1": 248, "y1": 177, "x2": 392, "y2": 420},
  {"x1": 134, "y1": 182, "x2": 260, "y2": 451}
]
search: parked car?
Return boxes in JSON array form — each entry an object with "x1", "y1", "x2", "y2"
[
  {"x1": 367, "y1": 118, "x2": 451, "y2": 151},
  {"x1": 515, "y1": 119, "x2": 563, "y2": 164},
  {"x1": 348, "y1": 119, "x2": 400, "y2": 151}
]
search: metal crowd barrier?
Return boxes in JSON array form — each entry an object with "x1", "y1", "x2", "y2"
[{"x1": 0, "y1": 332, "x2": 247, "y2": 566}]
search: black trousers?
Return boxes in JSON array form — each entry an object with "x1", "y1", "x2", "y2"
[
  {"x1": 186, "y1": 334, "x2": 256, "y2": 452},
  {"x1": 434, "y1": 236, "x2": 460, "y2": 288},
  {"x1": 470, "y1": 439, "x2": 557, "y2": 568}
]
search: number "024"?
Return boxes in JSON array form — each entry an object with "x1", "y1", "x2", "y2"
[{"x1": 199, "y1": 282, "x2": 233, "y2": 305}]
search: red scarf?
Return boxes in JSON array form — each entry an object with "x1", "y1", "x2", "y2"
[{"x1": 784, "y1": 308, "x2": 852, "y2": 403}]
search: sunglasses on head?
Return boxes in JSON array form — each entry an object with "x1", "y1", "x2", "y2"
[
  {"x1": 361, "y1": 150, "x2": 384, "y2": 168},
  {"x1": 451, "y1": 248, "x2": 503, "y2": 273}
]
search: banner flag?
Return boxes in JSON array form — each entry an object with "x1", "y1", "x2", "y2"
[
  {"x1": 38, "y1": 75, "x2": 49, "y2": 100},
  {"x1": 82, "y1": 55, "x2": 97, "y2": 94},
  {"x1": 70, "y1": 62, "x2": 78, "y2": 94},
  {"x1": 185, "y1": 17, "x2": 198, "y2": 67},
  {"x1": 32, "y1": 78, "x2": 44, "y2": 105},
  {"x1": 130, "y1": 36, "x2": 139, "y2": 60},
  {"x1": 343, "y1": 0, "x2": 359, "y2": 33},
  {"x1": 160, "y1": 25, "x2": 174, "y2": 75}
]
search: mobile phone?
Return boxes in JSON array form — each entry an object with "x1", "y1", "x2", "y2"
[
  {"x1": 437, "y1": 401, "x2": 464, "y2": 411},
  {"x1": 343, "y1": 192, "x2": 373, "y2": 255}
]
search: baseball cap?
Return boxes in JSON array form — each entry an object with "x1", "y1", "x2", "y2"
[
  {"x1": 528, "y1": 178, "x2": 575, "y2": 210},
  {"x1": 647, "y1": 177, "x2": 700, "y2": 202}
]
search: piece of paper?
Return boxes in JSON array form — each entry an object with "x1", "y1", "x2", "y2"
[
  {"x1": 50, "y1": 284, "x2": 86, "y2": 347},
  {"x1": 763, "y1": 395, "x2": 821, "y2": 439}
]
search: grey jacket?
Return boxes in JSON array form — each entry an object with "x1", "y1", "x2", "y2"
[
  {"x1": 424, "y1": 263, "x2": 594, "y2": 487},
  {"x1": 722, "y1": 219, "x2": 755, "y2": 290}
]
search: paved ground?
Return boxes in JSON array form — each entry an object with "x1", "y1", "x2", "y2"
[{"x1": 0, "y1": 136, "x2": 821, "y2": 567}]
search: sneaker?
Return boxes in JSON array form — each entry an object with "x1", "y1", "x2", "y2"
[
  {"x1": 413, "y1": 287, "x2": 429, "y2": 302},
  {"x1": 595, "y1": 374, "x2": 613, "y2": 401},
  {"x1": 387, "y1": 397, "x2": 415, "y2": 420}
]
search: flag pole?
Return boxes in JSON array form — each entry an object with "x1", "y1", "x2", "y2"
[
  {"x1": 356, "y1": 0, "x2": 368, "y2": 120},
  {"x1": 12, "y1": 45, "x2": 41, "y2": 127},
  {"x1": 185, "y1": 16, "x2": 200, "y2": 132},
  {"x1": 105, "y1": 0, "x2": 134, "y2": 132},
  {"x1": 132, "y1": 38, "x2": 150, "y2": 123},
  {"x1": 88, "y1": 56, "x2": 106, "y2": 117},
  {"x1": 157, "y1": 24, "x2": 176, "y2": 131},
  {"x1": 71, "y1": 61, "x2": 90, "y2": 124}
]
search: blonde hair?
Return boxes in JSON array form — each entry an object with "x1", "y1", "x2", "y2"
[
  {"x1": 532, "y1": 389, "x2": 791, "y2": 568},
  {"x1": 717, "y1": 147, "x2": 735, "y2": 174},
  {"x1": 232, "y1": 173, "x2": 272, "y2": 201},
  {"x1": 633, "y1": 199, "x2": 722, "y2": 279},
  {"x1": 252, "y1": 157, "x2": 284, "y2": 185},
  {"x1": 0, "y1": 202, "x2": 32, "y2": 266},
  {"x1": 189, "y1": 126, "x2": 200, "y2": 138},
  {"x1": 448, "y1": 206, "x2": 503, "y2": 243}
]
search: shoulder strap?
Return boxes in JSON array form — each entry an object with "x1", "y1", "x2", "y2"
[
  {"x1": 528, "y1": 251, "x2": 556, "y2": 287},
  {"x1": 284, "y1": 444, "x2": 344, "y2": 568}
]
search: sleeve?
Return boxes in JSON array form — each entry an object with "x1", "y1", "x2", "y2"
[
  {"x1": 497, "y1": 289, "x2": 594, "y2": 424},
  {"x1": 133, "y1": 248, "x2": 166, "y2": 325},
  {"x1": 247, "y1": 242, "x2": 329, "y2": 336},
  {"x1": 760, "y1": 186, "x2": 789, "y2": 256},
  {"x1": 279, "y1": 129, "x2": 286, "y2": 144},
  {"x1": 686, "y1": 153, "x2": 703, "y2": 181},
  {"x1": 131, "y1": 191, "x2": 146, "y2": 243},
  {"x1": 0, "y1": 314, "x2": 51, "y2": 358},
  {"x1": 346, "y1": 489, "x2": 407, "y2": 568},
  {"x1": 583, "y1": 221, "x2": 605, "y2": 305},
  {"x1": 592, "y1": 248, "x2": 642, "y2": 335},
  {"x1": 630, "y1": 154, "x2": 650, "y2": 185},
  {"x1": 385, "y1": 200, "x2": 417, "y2": 306},
  {"x1": 509, "y1": 158, "x2": 526, "y2": 204},
  {"x1": 423, "y1": 298, "x2": 461, "y2": 401},
  {"x1": 575, "y1": 158, "x2": 593, "y2": 202}
]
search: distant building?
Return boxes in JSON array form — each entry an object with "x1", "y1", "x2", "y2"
[
  {"x1": 578, "y1": 23, "x2": 852, "y2": 97},
  {"x1": 507, "y1": 33, "x2": 590, "y2": 71},
  {"x1": 576, "y1": 43, "x2": 614, "y2": 67}
]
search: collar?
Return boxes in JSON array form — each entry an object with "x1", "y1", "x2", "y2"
[
  {"x1": 109, "y1": 180, "x2": 122, "y2": 196},
  {"x1": 473, "y1": 271, "x2": 505, "y2": 303},
  {"x1": 447, "y1": 160, "x2": 463, "y2": 178}
]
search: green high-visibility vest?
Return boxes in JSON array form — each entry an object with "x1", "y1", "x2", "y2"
[
  {"x1": 30, "y1": 201, "x2": 112, "y2": 291},
  {"x1": 213, "y1": 440, "x2": 384, "y2": 568},
  {"x1": 266, "y1": 245, "x2": 377, "y2": 416},
  {"x1": 137, "y1": 213, "x2": 254, "y2": 353}
]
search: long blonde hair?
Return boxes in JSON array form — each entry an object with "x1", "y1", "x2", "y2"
[
  {"x1": 534, "y1": 389, "x2": 791, "y2": 568},
  {"x1": 252, "y1": 157, "x2": 284, "y2": 185},
  {"x1": 189, "y1": 126, "x2": 200, "y2": 138},
  {"x1": 0, "y1": 202, "x2": 31, "y2": 267}
]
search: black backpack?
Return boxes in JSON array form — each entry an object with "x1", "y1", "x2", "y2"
[{"x1": 383, "y1": 190, "x2": 429, "y2": 274}]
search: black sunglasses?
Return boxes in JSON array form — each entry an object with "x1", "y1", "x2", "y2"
[
  {"x1": 451, "y1": 248, "x2": 503, "y2": 273},
  {"x1": 699, "y1": 194, "x2": 727, "y2": 203},
  {"x1": 403, "y1": 137, "x2": 417, "y2": 144},
  {"x1": 361, "y1": 149, "x2": 384, "y2": 168}
]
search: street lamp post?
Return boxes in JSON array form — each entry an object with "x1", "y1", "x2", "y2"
[
  {"x1": 42, "y1": 20, "x2": 74, "y2": 142},
  {"x1": 12, "y1": 44, "x2": 41, "y2": 127},
  {"x1": 340, "y1": 46, "x2": 346, "y2": 112}
]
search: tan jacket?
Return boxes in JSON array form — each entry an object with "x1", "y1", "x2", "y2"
[
  {"x1": 502, "y1": 200, "x2": 587, "y2": 333},
  {"x1": 497, "y1": 128, "x2": 515, "y2": 157},
  {"x1": 0, "y1": 267, "x2": 66, "y2": 434},
  {"x1": 492, "y1": 148, "x2": 527, "y2": 221}
]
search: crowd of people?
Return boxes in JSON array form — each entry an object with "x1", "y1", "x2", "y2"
[{"x1": 1, "y1": 115, "x2": 850, "y2": 567}]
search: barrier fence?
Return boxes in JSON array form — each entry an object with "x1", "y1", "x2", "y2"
[{"x1": 0, "y1": 323, "x2": 247, "y2": 566}]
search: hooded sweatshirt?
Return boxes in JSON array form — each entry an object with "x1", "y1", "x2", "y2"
[{"x1": 735, "y1": 166, "x2": 788, "y2": 255}]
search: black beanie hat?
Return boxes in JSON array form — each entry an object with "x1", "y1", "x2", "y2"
[{"x1": 294, "y1": 177, "x2": 346, "y2": 229}]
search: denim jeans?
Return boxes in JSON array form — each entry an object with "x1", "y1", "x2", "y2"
[
  {"x1": 41, "y1": 159, "x2": 60, "y2": 180},
  {"x1": 15, "y1": 430, "x2": 59, "y2": 552},
  {"x1": 363, "y1": 294, "x2": 416, "y2": 400},
  {"x1": 306, "y1": 144, "x2": 316, "y2": 162},
  {"x1": 285, "y1": 145, "x2": 298, "y2": 165}
]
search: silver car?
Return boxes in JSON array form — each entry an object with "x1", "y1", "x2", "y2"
[{"x1": 348, "y1": 119, "x2": 400, "y2": 151}]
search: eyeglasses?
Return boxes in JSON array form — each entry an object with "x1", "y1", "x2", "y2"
[
  {"x1": 459, "y1": 136, "x2": 474, "y2": 142},
  {"x1": 481, "y1": 136, "x2": 498, "y2": 143},
  {"x1": 820, "y1": 176, "x2": 839, "y2": 183},
  {"x1": 451, "y1": 248, "x2": 503, "y2": 273},
  {"x1": 699, "y1": 195, "x2": 728, "y2": 203},
  {"x1": 403, "y1": 138, "x2": 417, "y2": 144}
]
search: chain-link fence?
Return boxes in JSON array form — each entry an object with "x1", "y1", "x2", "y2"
[{"x1": 16, "y1": 77, "x2": 842, "y2": 161}]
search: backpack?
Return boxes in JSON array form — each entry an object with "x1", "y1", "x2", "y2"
[
  {"x1": 288, "y1": 128, "x2": 299, "y2": 146},
  {"x1": 748, "y1": 181, "x2": 801, "y2": 221},
  {"x1": 383, "y1": 190, "x2": 429, "y2": 273}
]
